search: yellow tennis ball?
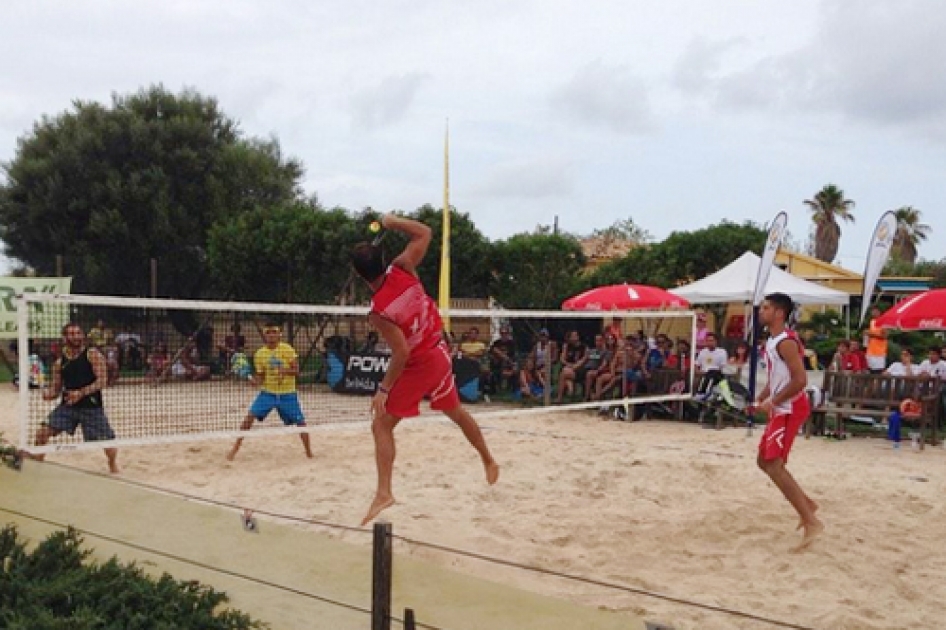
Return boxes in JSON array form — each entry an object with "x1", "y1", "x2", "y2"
[{"x1": 369, "y1": 221, "x2": 381, "y2": 233}]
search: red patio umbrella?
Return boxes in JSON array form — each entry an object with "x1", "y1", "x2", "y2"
[
  {"x1": 874, "y1": 289, "x2": 946, "y2": 330},
  {"x1": 562, "y1": 284, "x2": 690, "y2": 311}
]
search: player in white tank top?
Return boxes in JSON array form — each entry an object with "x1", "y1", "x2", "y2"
[
  {"x1": 764, "y1": 330, "x2": 805, "y2": 416},
  {"x1": 756, "y1": 292, "x2": 823, "y2": 552}
]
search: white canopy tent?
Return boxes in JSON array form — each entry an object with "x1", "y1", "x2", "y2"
[{"x1": 670, "y1": 251, "x2": 850, "y2": 306}]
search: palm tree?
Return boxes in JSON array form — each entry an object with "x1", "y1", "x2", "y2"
[
  {"x1": 804, "y1": 184, "x2": 855, "y2": 263},
  {"x1": 891, "y1": 206, "x2": 930, "y2": 264}
]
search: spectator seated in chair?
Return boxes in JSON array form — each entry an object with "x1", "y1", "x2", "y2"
[
  {"x1": 171, "y1": 341, "x2": 212, "y2": 382},
  {"x1": 580, "y1": 334, "x2": 608, "y2": 401},
  {"x1": 519, "y1": 356, "x2": 546, "y2": 399},
  {"x1": 528, "y1": 328, "x2": 557, "y2": 375},
  {"x1": 885, "y1": 348, "x2": 920, "y2": 377},
  {"x1": 146, "y1": 343, "x2": 169, "y2": 384},
  {"x1": 694, "y1": 332, "x2": 727, "y2": 399},
  {"x1": 827, "y1": 340, "x2": 851, "y2": 372},
  {"x1": 487, "y1": 326, "x2": 518, "y2": 394},
  {"x1": 230, "y1": 351, "x2": 253, "y2": 380},
  {"x1": 847, "y1": 340, "x2": 869, "y2": 373},
  {"x1": 622, "y1": 345, "x2": 649, "y2": 396},
  {"x1": 556, "y1": 330, "x2": 587, "y2": 403},
  {"x1": 104, "y1": 344, "x2": 121, "y2": 386},
  {"x1": 887, "y1": 398, "x2": 922, "y2": 448},
  {"x1": 458, "y1": 327, "x2": 488, "y2": 361},
  {"x1": 592, "y1": 338, "x2": 629, "y2": 401},
  {"x1": 218, "y1": 323, "x2": 246, "y2": 367}
]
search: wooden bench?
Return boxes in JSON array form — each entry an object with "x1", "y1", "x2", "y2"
[{"x1": 810, "y1": 371, "x2": 943, "y2": 449}]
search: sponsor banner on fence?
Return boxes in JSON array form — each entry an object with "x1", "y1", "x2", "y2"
[
  {"x1": 327, "y1": 351, "x2": 480, "y2": 402},
  {"x1": 1, "y1": 277, "x2": 73, "y2": 339}
]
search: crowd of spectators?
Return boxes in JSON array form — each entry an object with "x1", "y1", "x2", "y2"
[{"x1": 444, "y1": 323, "x2": 711, "y2": 404}]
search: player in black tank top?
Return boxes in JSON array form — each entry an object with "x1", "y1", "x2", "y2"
[
  {"x1": 25, "y1": 323, "x2": 119, "y2": 473},
  {"x1": 60, "y1": 349, "x2": 103, "y2": 408}
]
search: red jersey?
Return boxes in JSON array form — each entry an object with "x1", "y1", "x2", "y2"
[
  {"x1": 370, "y1": 265, "x2": 443, "y2": 357},
  {"x1": 848, "y1": 350, "x2": 868, "y2": 373}
]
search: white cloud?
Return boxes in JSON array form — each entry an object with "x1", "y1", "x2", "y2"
[
  {"x1": 549, "y1": 61, "x2": 654, "y2": 134},
  {"x1": 672, "y1": 0, "x2": 946, "y2": 139},
  {"x1": 471, "y1": 157, "x2": 573, "y2": 199},
  {"x1": 349, "y1": 74, "x2": 430, "y2": 130}
]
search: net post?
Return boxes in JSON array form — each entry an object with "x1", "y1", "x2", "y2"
[
  {"x1": 372, "y1": 521, "x2": 393, "y2": 630},
  {"x1": 404, "y1": 608, "x2": 416, "y2": 630},
  {"x1": 17, "y1": 294, "x2": 30, "y2": 453}
]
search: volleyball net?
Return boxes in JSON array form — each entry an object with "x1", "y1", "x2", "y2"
[{"x1": 17, "y1": 293, "x2": 697, "y2": 453}]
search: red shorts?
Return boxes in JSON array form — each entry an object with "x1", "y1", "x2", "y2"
[
  {"x1": 758, "y1": 395, "x2": 810, "y2": 462},
  {"x1": 386, "y1": 343, "x2": 460, "y2": 418}
]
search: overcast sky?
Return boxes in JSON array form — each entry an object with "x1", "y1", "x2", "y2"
[{"x1": 2, "y1": 0, "x2": 944, "y2": 276}]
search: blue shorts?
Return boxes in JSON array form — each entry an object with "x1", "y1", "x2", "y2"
[
  {"x1": 249, "y1": 392, "x2": 305, "y2": 426},
  {"x1": 624, "y1": 369, "x2": 645, "y2": 382},
  {"x1": 47, "y1": 405, "x2": 116, "y2": 441}
]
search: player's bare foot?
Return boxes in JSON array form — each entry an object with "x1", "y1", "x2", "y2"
[
  {"x1": 791, "y1": 519, "x2": 824, "y2": 553},
  {"x1": 485, "y1": 460, "x2": 500, "y2": 485},
  {"x1": 796, "y1": 499, "x2": 819, "y2": 530},
  {"x1": 108, "y1": 461, "x2": 120, "y2": 475},
  {"x1": 17, "y1": 449, "x2": 42, "y2": 462},
  {"x1": 360, "y1": 493, "x2": 395, "y2": 527},
  {"x1": 226, "y1": 449, "x2": 238, "y2": 462}
]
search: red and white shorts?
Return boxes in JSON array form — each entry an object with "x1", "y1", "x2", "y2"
[
  {"x1": 386, "y1": 342, "x2": 459, "y2": 418},
  {"x1": 759, "y1": 395, "x2": 811, "y2": 463}
]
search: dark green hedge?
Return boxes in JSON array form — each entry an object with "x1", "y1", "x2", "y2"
[{"x1": 0, "y1": 525, "x2": 267, "y2": 629}]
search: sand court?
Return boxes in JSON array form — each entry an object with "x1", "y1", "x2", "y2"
[{"x1": 4, "y1": 387, "x2": 946, "y2": 629}]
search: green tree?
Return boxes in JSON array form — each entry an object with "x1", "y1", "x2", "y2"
[
  {"x1": 489, "y1": 232, "x2": 586, "y2": 308},
  {"x1": 208, "y1": 203, "x2": 366, "y2": 304},
  {"x1": 0, "y1": 85, "x2": 302, "y2": 297},
  {"x1": 891, "y1": 206, "x2": 931, "y2": 264},
  {"x1": 884, "y1": 257, "x2": 946, "y2": 289},
  {"x1": 405, "y1": 205, "x2": 492, "y2": 300},
  {"x1": 589, "y1": 217, "x2": 652, "y2": 245},
  {"x1": 589, "y1": 221, "x2": 766, "y2": 288},
  {"x1": 804, "y1": 184, "x2": 855, "y2": 263}
]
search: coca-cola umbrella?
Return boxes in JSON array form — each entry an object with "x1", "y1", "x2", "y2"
[
  {"x1": 562, "y1": 284, "x2": 690, "y2": 310},
  {"x1": 873, "y1": 289, "x2": 946, "y2": 330}
]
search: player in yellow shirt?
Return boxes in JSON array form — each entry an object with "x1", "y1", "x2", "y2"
[{"x1": 227, "y1": 322, "x2": 313, "y2": 460}]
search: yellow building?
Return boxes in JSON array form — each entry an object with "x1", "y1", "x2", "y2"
[
  {"x1": 579, "y1": 236, "x2": 634, "y2": 273},
  {"x1": 704, "y1": 250, "x2": 932, "y2": 343},
  {"x1": 775, "y1": 249, "x2": 932, "y2": 301}
]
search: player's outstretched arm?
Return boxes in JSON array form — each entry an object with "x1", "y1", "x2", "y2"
[{"x1": 385, "y1": 213, "x2": 432, "y2": 275}]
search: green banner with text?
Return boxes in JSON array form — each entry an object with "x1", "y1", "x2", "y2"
[{"x1": 1, "y1": 277, "x2": 73, "y2": 339}]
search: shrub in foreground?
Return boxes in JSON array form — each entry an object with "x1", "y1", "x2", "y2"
[{"x1": 0, "y1": 525, "x2": 267, "y2": 629}]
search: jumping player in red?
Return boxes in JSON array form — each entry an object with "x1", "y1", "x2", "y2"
[
  {"x1": 351, "y1": 213, "x2": 500, "y2": 526},
  {"x1": 755, "y1": 292, "x2": 823, "y2": 552}
]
